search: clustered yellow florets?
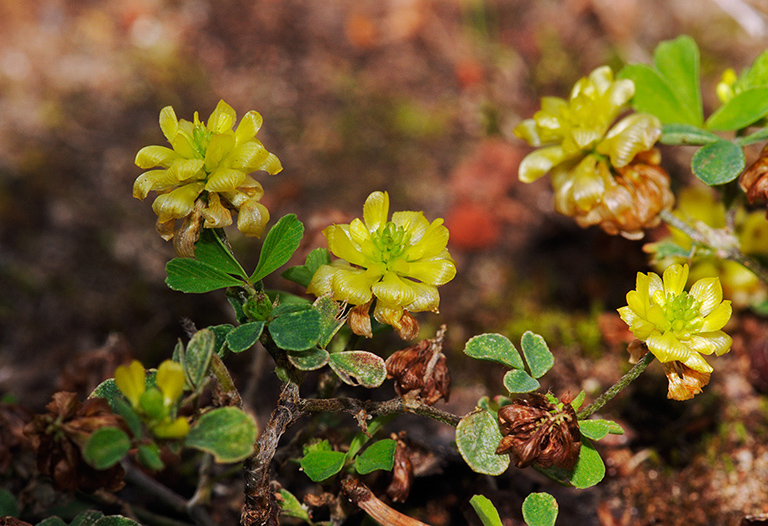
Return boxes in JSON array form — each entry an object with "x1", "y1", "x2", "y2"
[
  {"x1": 515, "y1": 66, "x2": 673, "y2": 239},
  {"x1": 619, "y1": 264, "x2": 733, "y2": 400},
  {"x1": 134, "y1": 100, "x2": 282, "y2": 256},
  {"x1": 307, "y1": 191, "x2": 456, "y2": 340},
  {"x1": 114, "y1": 360, "x2": 189, "y2": 439}
]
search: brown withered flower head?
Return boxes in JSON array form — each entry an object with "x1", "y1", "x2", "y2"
[
  {"x1": 496, "y1": 392, "x2": 581, "y2": 471},
  {"x1": 740, "y1": 143, "x2": 768, "y2": 209},
  {"x1": 385, "y1": 325, "x2": 450, "y2": 405},
  {"x1": 24, "y1": 392, "x2": 127, "y2": 493}
]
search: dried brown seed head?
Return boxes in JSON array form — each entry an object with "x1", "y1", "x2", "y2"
[{"x1": 385, "y1": 326, "x2": 450, "y2": 405}]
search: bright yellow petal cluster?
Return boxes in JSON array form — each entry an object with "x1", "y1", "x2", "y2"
[
  {"x1": 515, "y1": 67, "x2": 672, "y2": 239},
  {"x1": 649, "y1": 186, "x2": 768, "y2": 308},
  {"x1": 307, "y1": 191, "x2": 456, "y2": 339},
  {"x1": 114, "y1": 360, "x2": 189, "y2": 439},
  {"x1": 618, "y1": 264, "x2": 732, "y2": 374},
  {"x1": 134, "y1": 100, "x2": 282, "y2": 255}
]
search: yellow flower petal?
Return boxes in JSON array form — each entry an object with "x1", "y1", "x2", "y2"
[
  {"x1": 689, "y1": 277, "x2": 723, "y2": 315},
  {"x1": 114, "y1": 360, "x2": 146, "y2": 408},
  {"x1": 685, "y1": 331, "x2": 732, "y2": 356},
  {"x1": 236, "y1": 198, "x2": 270, "y2": 237},
  {"x1": 680, "y1": 351, "x2": 713, "y2": 374},
  {"x1": 325, "y1": 225, "x2": 368, "y2": 267},
  {"x1": 518, "y1": 145, "x2": 570, "y2": 183},
  {"x1": 363, "y1": 191, "x2": 389, "y2": 232},
  {"x1": 699, "y1": 301, "x2": 732, "y2": 332},
  {"x1": 403, "y1": 219, "x2": 449, "y2": 260},
  {"x1": 331, "y1": 267, "x2": 379, "y2": 305},
  {"x1": 153, "y1": 416, "x2": 190, "y2": 439},
  {"x1": 207, "y1": 100, "x2": 237, "y2": 133},
  {"x1": 201, "y1": 192, "x2": 233, "y2": 228},
  {"x1": 371, "y1": 271, "x2": 416, "y2": 308},
  {"x1": 133, "y1": 169, "x2": 178, "y2": 199},
  {"x1": 170, "y1": 131, "x2": 198, "y2": 159},
  {"x1": 204, "y1": 133, "x2": 236, "y2": 172},
  {"x1": 662, "y1": 264, "x2": 689, "y2": 297},
  {"x1": 235, "y1": 110, "x2": 263, "y2": 144},
  {"x1": 402, "y1": 280, "x2": 440, "y2": 312},
  {"x1": 152, "y1": 182, "x2": 205, "y2": 222},
  {"x1": 647, "y1": 331, "x2": 690, "y2": 363},
  {"x1": 307, "y1": 261, "x2": 351, "y2": 297},
  {"x1": 156, "y1": 360, "x2": 186, "y2": 407},
  {"x1": 159, "y1": 106, "x2": 179, "y2": 143},
  {"x1": 398, "y1": 258, "x2": 456, "y2": 286},
  {"x1": 597, "y1": 113, "x2": 662, "y2": 168},
  {"x1": 136, "y1": 145, "x2": 180, "y2": 169},
  {"x1": 168, "y1": 158, "x2": 205, "y2": 182},
  {"x1": 205, "y1": 168, "x2": 246, "y2": 193}
]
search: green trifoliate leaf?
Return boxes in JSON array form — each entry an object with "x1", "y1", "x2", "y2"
[
  {"x1": 520, "y1": 331, "x2": 554, "y2": 378},
  {"x1": 300, "y1": 450, "x2": 347, "y2": 482},
  {"x1": 469, "y1": 495, "x2": 503, "y2": 526},
  {"x1": 313, "y1": 295, "x2": 346, "y2": 349},
  {"x1": 354, "y1": 438, "x2": 397, "y2": 474},
  {"x1": 691, "y1": 139, "x2": 745, "y2": 185},
  {"x1": 250, "y1": 214, "x2": 304, "y2": 283},
  {"x1": 456, "y1": 409, "x2": 509, "y2": 476},
  {"x1": 522, "y1": 493, "x2": 559, "y2": 526},
  {"x1": 166, "y1": 258, "x2": 246, "y2": 293},
  {"x1": 463, "y1": 333, "x2": 525, "y2": 369},
  {"x1": 328, "y1": 351, "x2": 387, "y2": 388},
  {"x1": 185, "y1": 407, "x2": 258, "y2": 463},
  {"x1": 503, "y1": 369, "x2": 540, "y2": 393},
  {"x1": 83, "y1": 427, "x2": 131, "y2": 470},
  {"x1": 538, "y1": 437, "x2": 605, "y2": 489},
  {"x1": 660, "y1": 123, "x2": 720, "y2": 145},
  {"x1": 225, "y1": 321, "x2": 265, "y2": 353}
]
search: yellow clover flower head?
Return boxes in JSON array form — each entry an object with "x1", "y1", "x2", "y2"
[
  {"x1": 134, "y1": 100, "x2": 282, "y2": 256},
  {"x1": 618, "y1": 263, "x2": 732, "y2": 379},
  {"x1": 307, "y1": 191, "x2": 456, "y2": 340},
  {"x1": 514, "y1": 66, "x2": 673, "y2": 239}
]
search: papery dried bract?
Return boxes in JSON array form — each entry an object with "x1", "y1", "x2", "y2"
[
  {"x1": 662, "y1": 361, "x2": 711, "y2": 401},
  {"x1": 385, "y1": 326, "x2": 450, "y2": 405}
]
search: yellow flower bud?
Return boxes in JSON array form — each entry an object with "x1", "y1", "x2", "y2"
[
  {"x1": 156, "y1": 360, "x2": 186, "y2": 408},
  {"x1": 114, "y1": 360, "x2": 147, "y2": 408}
]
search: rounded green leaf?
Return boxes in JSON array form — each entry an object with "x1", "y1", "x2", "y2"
[
  {"x1": 0, "y1": 488, "x2": 18, "y2": 517},
  {"x1": 183, "y1": 328, "x2": 215, "y2": 388},
  {"x1": 579, "y1": 419, "x2": 624, "y2": 441},
  {"x1": 288, "y1": 347, "x2": 329, "y2": 371},
  {"x1": 520, "y1": 332, "x2": 554, "y2": 379},
  {"x1": 456, "y1": 409, "x2": 509, "y2": 476},
  {"x1": 69, "y1": 511, "x2": 104, "y2": 526},
  {"x1": 137, "y1": 443, "x2": 165, "y2": 471},
  {"x1": 706, "y1": 87, "x2": 768, "y2": 131},
  {"x1": 226, "y1": 321, "x2": 265, "y2": 353},
  {"x1": 278, "y1": 488, "x2": 311, "y2": 520},
  {"x1": 268, "y1": 305, "x2": 322, "y2": 351},
  {"x1": 300, "y1": 450, "x2": 347, "y2": 482},
  {"x1": 469, "y1": 495, "x2": 503, "y2": 526},
  {"x1": 92, "y1": 517, "x2": 142, "y2": 526},
  {"x1": 463, "y1": 333, "x2": 524, "y2": 369},
  {"x1": 354, "y1": 438, "x2": 396, "y2": 475},
  {"x1": 36, "y1": 518, "x2": 68, "y2": 526},
  {"x1": 185, "y1": 407, "x2": 258, "y2": 463},
  {"x1": 328, "y1": 351, "x2": 387, "y2": 388},
  {"x1": 522, "y1": 492, "x2": 559, "y2": 526},
  {"x1": 503, "y1": 369, "x2": 540, "y2": 394},
  {"x1": 569, "y1": 437, "x2": 605, "y2": 488},
  {"x1": 691, "y1": 139, "x2": 745, "y2": 185},
  {"x1": 83, "y1": 427, "x2": 131, "y2": 470}
]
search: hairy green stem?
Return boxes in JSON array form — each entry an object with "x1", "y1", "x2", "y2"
[
  {"x1": 577, "y1": 352, "x2": 655, "y2": 419},
  {"x1": 658, "y1": 209, "x2": 768, "y2": 287},
  {"x1": 297, "y1": 396, "x2": 462, "y2": 427}
]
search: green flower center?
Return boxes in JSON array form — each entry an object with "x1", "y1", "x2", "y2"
[
  {"x1": 372, "y1": 222, "x2": 410, "y2": 265},
  {"x1": 191, "y1": 124, "x2": 213, "y2": 160},
  {"x1": 662, "y1": 292, "x2": 702, "y2": 333}
]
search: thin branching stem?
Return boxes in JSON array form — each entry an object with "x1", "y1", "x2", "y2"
[
  {"x1": 659, "y1": 209, "x2": 768, "y2": 286},
  {"x1": 577, "y1": 352, "x2": 655, "y2": 419}
]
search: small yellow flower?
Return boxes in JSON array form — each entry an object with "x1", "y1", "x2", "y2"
[
  {"x1": 156, "y1": 360, "x2": 186, "y2": 408},
  {"x1": 515, "y1": 66, "x2": 672, "y2": 239},
  {"x1": 114, "y1": 360, "x2": 146, "y2": 408},
  {"x1": 134, "y1": 100, "x2": 282, "y2": 256},
  {"x1": 307, "y1": 191, "x2": 456, "y2": 339},
  {"x1": 618, "y1": 263, "x2": 732, "y2": 375}
]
